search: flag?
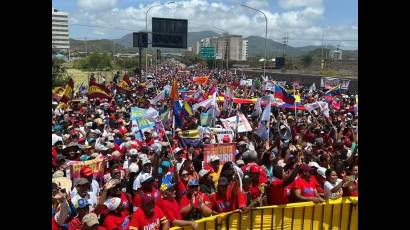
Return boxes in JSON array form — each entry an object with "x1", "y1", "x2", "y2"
[
  {"x1": 208, "y1": 82, "x2": 217, "y2": 96},
  {"x1": 149, "y1": 85, "x2": 170, "y2": 105},
  {"x1": 304, "y1": 102, "x2": 321, "y2": 112},
  {"x1": 264, "y1": 80, "x2": 275, "y2": 92},
  {"x1": 223, "y1": 86, "x2": 233, "y2": 112},
  {"x1": 254, "y1": 95, "x2": 272, "y2": 140},
  {"x1": 331, "y1": 100, "x2": 341, "y2": 110},
  {"x1": 58, "y1": 78, "x2": 74, "y2": 109},
  {"x1": 52, "y1": 86, "x2": 65, "y2": 101},
  {"x1": 160, "y1": 109, "x2": 170, "y2": 123},
  {"x1": 200, "y1": 112, "x2": 213, "y2": 127},
  {"x1": 173, "y1": 101, "x2": 183, "y2": 128},
  {"x1": 181, "y1": 101, "x2": 194, "y2": 118},
  {"x1": 192, "y1": 92, "x2": 217, "y2": 112},
  {"x1": 193, "y1": 76, "x2": 209, "y2": 85},
  {"x1": 308, "y1": 83, "x2": 316, "y2": 95},
  {"x1": 252, "y1": 97, "x2": 262, "y2": 117},
  {"x1": 274, "y1": 84, "x2": 295, "y2": 104},
  {"x1": 325, "y1": 84, "x2": 342, "y2": 96},
  {"x1": 116, "y1": 74, "x2": 132, "y2": 93},
  {"x1": 318, "y1": 101, "x2": 330, "y2": 118},
  {"x1": 169, "y1": 78, "x2": 179, "y2": 107},
  {"x1": 88, "y1": 79, "x2": 112, "y2": 99}
]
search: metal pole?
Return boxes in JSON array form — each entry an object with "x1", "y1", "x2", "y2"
[{"x1": 241, "y1": 4, "x2": 267, "y2": 78}]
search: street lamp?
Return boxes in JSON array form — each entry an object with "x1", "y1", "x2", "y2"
[
  {"x1": 145, "y1": 1, "x2": 175, "y2": 75},
  {"x1": 241, "y1": 4, "x2": 267, "y2": 78}
]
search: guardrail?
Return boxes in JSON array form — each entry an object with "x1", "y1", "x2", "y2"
[{"x1": 170, "y1": 196, "x2": 358, "y2": 230}]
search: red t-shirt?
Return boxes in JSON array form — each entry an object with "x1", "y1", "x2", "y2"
[
  {"x1": 68, "y1": 217, "x2": 82, "y2": 230},
  {"x1": 293, "y1": 176, "x2": 318, "y2": 198},
  {"x1": 132, "y1": 189, "x2": 161, "y2": 209},
  {"x1": 103, "y1": 212, "x2": 130, "y2": 230},
  {"x1": 52, "y1": 217, "x2": 61, "y2": 230},
  {"x1": 249, "y1": 184, "x2": 262, "y2": 200},
  {"x1": 126, "y1": 206, "x2": 168, "y2": 230},
  {"x1": 101, "y1": 193, "x2": 132, "y2": 219},
  {"x1": 179, "y1": 192, "x2": 211, "y2": 210},
  {"x1": 268, "y1": 179, "x2": 294, "y2": 205},
  {"x1": 156, "y1": 198, "x2": 182, "y2": 222},
  {"x1": 241, "y1": 163, "x2": 268, "y2": 185},
  {"x1": 210, "y1": 183, "x2": 246, "y2": 213},
  {"x1": 176, "y1": 178, "x2": 188, "y2": 199}
]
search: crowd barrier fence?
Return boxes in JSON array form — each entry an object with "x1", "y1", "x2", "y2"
[{"x1": 170, "y1": 196, "x2": 358, "y2": 230}]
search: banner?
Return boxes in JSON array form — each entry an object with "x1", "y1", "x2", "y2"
[
  {"x1": 203, "y1": 143, "x2": 236, "y2": 164},
  {"x1": 88, "y1": 80, "x2": 112, "y2": 99},
  {"x1": 67, "y1": 157, "x2": 105, "y2": 179},
  {"x1": 178, "y1": 129, "x2": 201, "y2": 139},
  {"x1": 200, "y1": 112, "x2": 213, "y2": 127},
  {"x1": 240, "y1": 79, "x2": 253, "y2": 87},
  {"x1": 220, "y1": 113, "x2": 253, "y2": 133},
  {"x1": 210, "y1": 128, "x2": 234, "y2": 143},
  {"x1": 264, "y1": 81, "x2": 275, "y2": 92},
  {"x1": 320, "y1": 77, "x2": 350, "y2": 90},
  {"x1": 131, "y1": 107, "x2": 156, "y2": 140},
  {"x1": 193, "y1": 76, "x2": 209, "y2": 85}
]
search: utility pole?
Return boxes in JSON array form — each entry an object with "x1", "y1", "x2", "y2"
[
  {"x1": 321, "y1": 28, "x2": 324, "y2": 70},
  {"x1": 282, "y1": 32, "x2": 288, "y2": 57},
  {"x1": 85, "y1": 37, "x2": 88, "y2": 57}
]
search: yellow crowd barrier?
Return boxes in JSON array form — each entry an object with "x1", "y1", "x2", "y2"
[{"x1": 170, "y1": 196, "x2": 358, "y2": 230}]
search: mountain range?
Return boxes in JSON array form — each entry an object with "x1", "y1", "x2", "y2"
[{"x1": 70, "y1": 30, "x2": 357, "y2": 58}]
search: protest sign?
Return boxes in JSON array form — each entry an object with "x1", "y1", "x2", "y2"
[
  {"x1": 67, "y1": 157, "x2": 105, "y2": 179},
  {"x1": 210, "y1": 128, "x2": 234, "y2": 143},
  {"x1": 178, "y1": 129, "x2": 201, "y2": 139},
  {"x1": 131, "y1": 107, "x2": 156, "y2": 140},
  {"x1": 240, "y1": 79, "x2": 253, "y2": 87},
  {"x1": 203, "y1": 143, "x2": 236, "y2": 165},
  {"x1": 193, "y1": 76, "x2": 209, "y2": 85},
  {"x1": 220, "y1": 113, "x2": 253, "y2": 133},
  {"x1": 200, "y1": 112, "x2": 213, "y2": 127},
  {"x1": 320, "y1": 77, "x2": 350, "y2": 90}
]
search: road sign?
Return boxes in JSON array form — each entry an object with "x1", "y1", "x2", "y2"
[{"x1": 200, "y1": 47, "x2": 215, "y2": 59}]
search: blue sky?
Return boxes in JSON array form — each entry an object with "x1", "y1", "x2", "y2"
[{"x1": 53, "y1": 0, "x2": 357, "y2": 49}]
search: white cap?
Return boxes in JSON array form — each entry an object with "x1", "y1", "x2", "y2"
[
  {"x1": 128, "y1": 163, "x2": 139, "y2": 173},
  {"x1": 308, "y1": 161, "x2": 320, "y2": 169},
  {"x1": 139, "y1": 173, "x2": 153, "y2": 184},
  {"x1": 142, "y1": 158, "x2": 151, "y2": 166},
  {"x1": 104, "y1": 197, "x2": 121, "y2": 211},
  {"x1": 209, "y1": 155, "x2": 220, "y2": 163}
]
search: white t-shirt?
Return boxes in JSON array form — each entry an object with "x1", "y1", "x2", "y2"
[
  {"x1": 71, "y1": 191, "x2": 98, "y2": 212},
  {"x1": 324, "y1": 179, "x2": 343, "y2": 199},
  {"x1": 70, "y1": 179, "x2": 100, "y2": 198},
  {"x1": 132, "y1": 171, "x2": 152, "y2": 191}
]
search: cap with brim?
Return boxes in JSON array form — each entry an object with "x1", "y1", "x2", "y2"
[
  {"x1": 161, "y1": 161, "x2": 171, "y2": 168},
  {"x1": 188, "y1": 179, "x2": 199, "y2": 187},
  {"x1": 82, "y1": 213, "x2": 99, "y2": 227},
  {"x1": 140, "y1": 173, "x2": 154, "y2": 184},
  {"x1": 236, "y1": 160, "x2": 245, "y2": 166},
  {"x1": 104, "y1": 197, "x2": 121, "y2": 211},
  {"x1": 75, "y1": 198, "x2": 90, "y2": 209},
  {"x1": 76, "y1": 177, "x2": 89, "y2": 186},
  {"x1": 142, "y1": 159, "x2": 151, "y2": 166}
]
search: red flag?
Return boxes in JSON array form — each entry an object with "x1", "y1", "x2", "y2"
[
  {"x1": 58, "y1": 78, "x2": 74, "y2": 109},
  {"x1": 88, "y1": 80, "x2": 112, "y2": 99},
  {"x1": 116, "y1": 74, "x2": 132, "y2": 93},
  {"x1": 208, "y1": 82, "x2": 217, "y2": 96}
]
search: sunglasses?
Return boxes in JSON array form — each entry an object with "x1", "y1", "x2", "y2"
[{"x1": 181, "y1": 174, "x2": 188, "y2": 177}]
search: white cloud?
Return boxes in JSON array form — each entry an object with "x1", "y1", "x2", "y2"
[
  {"x1": 77, "y1": 0, "x2": 118, "y2": 11},
  {"x1": 68, "y1": 0, "x2": 357, "y2": 48},
  {"x1": 278, "y1": 0, "x2": 323, "y2": 9},
  {"x1": 244, "y1": 0, "x2": 270, "y2": 9}
]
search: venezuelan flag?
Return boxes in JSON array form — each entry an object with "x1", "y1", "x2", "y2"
[
  {"x1": 325, "y1": 85, "x2": 342, "y2": 96},
  {"x1": 274, "y1": 84, "x2": 295, "y2": 104},
  {"x1": 182, "y1": 101, "x2": 194, "y2": 117}
]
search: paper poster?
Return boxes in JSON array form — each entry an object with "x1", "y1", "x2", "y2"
[
  {"x1": 220, "y1": 113, "x2": 253, "y2": 133},
  {"x1": 203, "y1": 143, "x2": 236, "y2": 165}
]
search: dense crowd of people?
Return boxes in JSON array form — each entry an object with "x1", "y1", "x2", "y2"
[{"x1": 52, "y1": 60, "x2": 358, "y2": 230}]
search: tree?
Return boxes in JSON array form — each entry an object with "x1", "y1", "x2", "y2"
[
  {"x1": 52, "y1": 58, "x2": 69, "y2": 87},
  {"x1": 74, "y1": 52, "x2": 113, "y2": 70},
  {"x1": 302, "y1": 55, "x2": 313, "y2": 68}
]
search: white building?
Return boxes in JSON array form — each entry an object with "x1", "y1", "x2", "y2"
[
  {"x1": 52, "y1": 7, "x2": 69, "y2": 51},
  {"x1": 241, "y1": 40, "x2": 248, "y2": 61}
]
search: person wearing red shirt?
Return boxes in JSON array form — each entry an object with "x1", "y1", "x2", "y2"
[
  {"x1": 176, "y1": 169, "x2": 189, "y2": 200},
  {"x1": 156, "y1": 182, "x2": 198, "y2": 229},
  {"x1": 99, "y1": 197, "x2": 130, "y2": 230},
  {"x1": 209, "y1": 177, "x2": 246, "y2": 214},
  {"x1": 247, "y1": 165, "x2": 263, "y2": 200},
  {"x1": 68, "y1": 198, "x2": 91, "y2": 230},
  {"x1": 179, "y1": 179, "x2": 212, "y2": 220},
  {"x1": 345, "y1": 165, "x2": 358, "y2": 197},
  {"x1": 132, "y1": 174, "x2": 161, "y2": 211},
  {"x1": 293, "y1": 164, "x2": 324, "y2": 204},
  {"x1": 127, "y1": 195, "x2": 170, "y2": 230},
  {"x1": 82, "y1": 213, "x2": 107, "y2": 230},
  {"x1": 99, "y1": 180, "x2": 132, "y2": 219},
  {"x1": 268, "y1": 164, "x2": 300, "y2": 205}
]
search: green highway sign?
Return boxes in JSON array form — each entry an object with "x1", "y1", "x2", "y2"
[{"x1": 200, "y1": 47, "x2": 215, "y2": 59}]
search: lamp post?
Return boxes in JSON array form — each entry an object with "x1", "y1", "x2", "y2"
[
  {"x1": 241, "y1": 4, "x2": 267, "y2": 78},
  {"x1": 145, "y1": 1, "x2": 175, "y2": 76}
]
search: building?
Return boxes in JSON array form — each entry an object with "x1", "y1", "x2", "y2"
[
  {"x1": 241, "y1": 40, "x2": 248, "y2": 61},
  {"x1": 192, "y1": 41, "x2": 200, "y2": 55},
  {"x1": 52, "y1": 7, "x2": 69, "y2": 51}
]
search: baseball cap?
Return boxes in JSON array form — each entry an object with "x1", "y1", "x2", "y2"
[
  {"x1": 80, "y1": 155, "x2": 90, "y2": 161},
  {"x1": 142, "y1": 158, "x2": 152, "y2": 166},
  {"x1": 250, "y1": 165, "x2": 261, "y2": 174},
  {"x1": 222, "y1": 135, "x2": 230, "y2": 143},
  {"x1": 140, "y1": 173, "x2": 154, "y2": 184},
  {"x1": 308, "y1": 161, "x2": 321, "y2": 169},
  {"x1": 82, "y1": 213, "x2": 99, "y2": 227},
  {"x1": 104, "y1": 197, "x2": 122, "y2": 211},
  {"x1": 188, "y1": 179, "x2": 199, "y2": 187},
  {"x1": 161, "y1": 161, "x2": 171, "y2": 168},
  {"x1": 174, "y1": 148, "x2": 183, "y2": 155},
  {"x1": 209, "y1": 155, "x2": 220, "y2": 163},
  {"x1": 199, "y1": 169, "x2": 210, "y2": 178},
  {"x1": 74, "y1": 198, "x2": 90, "y2": 209},
  {"x1": 218, "y1": 177, "x2": 229, "y2": 186},
  {"x1": 129, "y1": 149, "x2": 138, "y2": 156},
  {"x1": 76, "y1": 177, "x2": 89, "y2": 186},
  {"x1": 236, "y1": 160, "x2": 245, "y2": 167},
  {"x1": 237, "y1": 141, "x2": 248, "y2": 147},
  {"x1": 128, "y1": 163, "x2": 139, "y2": 173}
]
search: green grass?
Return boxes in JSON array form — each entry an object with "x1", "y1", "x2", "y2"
[{"x1": 66, "y1": 69, "x2": 118, "y2": 87}]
